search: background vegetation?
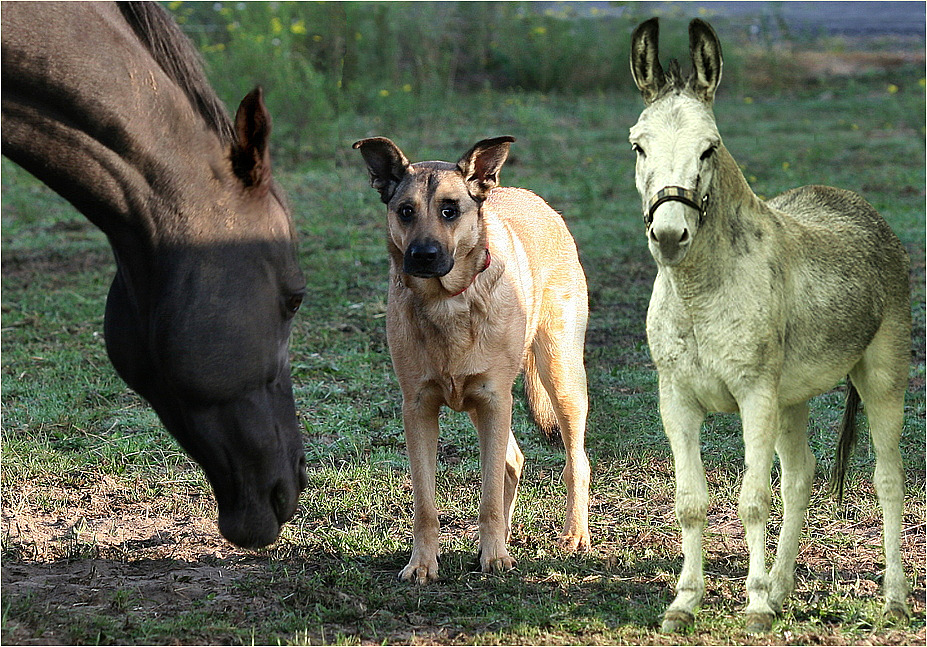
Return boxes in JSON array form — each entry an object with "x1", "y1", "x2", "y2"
[{"x1": 2, "y1": 2, "x2": 924, "y2": 644}]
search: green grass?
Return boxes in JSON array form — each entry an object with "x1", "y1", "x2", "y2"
[{"x1": 3, "y1": 71, "x2": 925, "y2": 646}]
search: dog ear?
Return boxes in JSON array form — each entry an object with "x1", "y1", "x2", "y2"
[
  {"x1": 630, "y1": 18, "x2": 665, "y2": 105},
  {"x1": 688, "y1": 18, "x2": 723, "y2": 104},
  {"x1": 457, "y1": 136, "x2": 515, "y2": 201},
  {"x1": 352, "y1": 137, "x2": 411, "y2": 204}
]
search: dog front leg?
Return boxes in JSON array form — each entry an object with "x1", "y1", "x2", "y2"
[
  {"x1": 472, "y1": 390, "x2": 517, "y2": 573},
  {"x1": 399, "y1": 395, "x2": 442, "y2": 583}
]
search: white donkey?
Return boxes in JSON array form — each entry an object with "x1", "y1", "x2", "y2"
[{"x1": 629, "y1": 18, "x2": 912, "y2": 633}]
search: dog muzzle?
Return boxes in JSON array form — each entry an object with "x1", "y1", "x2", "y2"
[{"x1": 645, "y1": 186, "x2": 709, "y2": 227}]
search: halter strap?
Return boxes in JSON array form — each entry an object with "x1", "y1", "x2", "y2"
[
  {"x1": 448, "y1": 248, "x2": 491, "y2": 297},
  {"x1": 645, "y1": 186, "x2": 709, "y2": 226}
]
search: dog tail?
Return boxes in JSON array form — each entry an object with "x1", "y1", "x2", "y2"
[{"x1": 523, "y1": 350, "x2": 562, "y2": 445}]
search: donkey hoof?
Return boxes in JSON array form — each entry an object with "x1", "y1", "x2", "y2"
[
  {"x1": 882, "y1": 601, "x2": 911, "y2": 624},
  {"x1": 661, "y1": 609, "x2": 694, "y2": 633},
  {"x1": 745, "y1": 612, "x2": 774, "y2": 634}
]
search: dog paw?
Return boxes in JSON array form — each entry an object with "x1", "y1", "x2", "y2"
[
  {"x1": 557, "y1": 531, "x2": 591, "y2": 552},
  {"x1": 399, "y1": 559, "x2": 439, "y2": 584},
  {"x1": 479, "y1": 548, "x2": 516, "y2": 574}
]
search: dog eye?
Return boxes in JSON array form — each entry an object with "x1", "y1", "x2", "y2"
[
  {"x1": 441, "y1": 206, "x2": 458, "y2": 221},
  {"x1": 397, "y1": 205, "x2": 415, "y2": 222}
]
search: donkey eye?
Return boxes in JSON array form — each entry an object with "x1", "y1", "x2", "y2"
[
  {"x1": 700, "y1": 145, "x2": 717, "y2": 161},
  {"x1": 441, "y1": 206, "x2": 458, "y2": 221},
  {"x1": 397, "y1": 204, "x2": 415, "y2": 222}
]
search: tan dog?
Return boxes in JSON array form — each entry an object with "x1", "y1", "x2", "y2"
[{"x1": 353, "y1": 136, "x2": 591, "y2": 582}]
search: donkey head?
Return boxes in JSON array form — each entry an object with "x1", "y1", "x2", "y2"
[{"x1": 629, "y1": 18, "x2": 723, "y2": 266}]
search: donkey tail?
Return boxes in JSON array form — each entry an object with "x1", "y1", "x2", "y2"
[
  {"x1": 829, "y1": 379, "x2": 862, "y2": 504},
  {"x1": 523, "y1": 350, "x2": 561, "y2": 445}
]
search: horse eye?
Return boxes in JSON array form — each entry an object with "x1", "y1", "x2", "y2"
[
  {"x1": 700, "y1": 145, "x2": 717, "y2": 161},
  {"x1": 441, "y1": 206, "x2": 458, "y2": 221},
  {"x1": 397, "y1": 205, "x2": 415, "y2": 222},
  {"x1": 285, "y1": 294, "x2": 303, "y2": 314},
  {"x1": 631, "y1": 143, "x2": 645, "y2": 156}
]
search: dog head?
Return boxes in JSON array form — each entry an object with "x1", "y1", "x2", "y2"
[{"x1": 353, "y1": 136, "x2": 514, "y2": 282}]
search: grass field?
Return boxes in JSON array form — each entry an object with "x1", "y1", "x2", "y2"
[{"x1": 2, "y1": 20, "x2": 925, "y2": 646}]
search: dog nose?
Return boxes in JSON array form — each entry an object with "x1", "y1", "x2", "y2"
[{"x1": 409, "y1": 243, "x2": 440, "y2": 262}]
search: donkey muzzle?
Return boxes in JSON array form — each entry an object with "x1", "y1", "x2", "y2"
[
  {"x1": 645, "y1": 186, "x2": 709, "y2": 226},
  {"x1": 645, "y1": 186, "x2": 709, "y2": 266}
]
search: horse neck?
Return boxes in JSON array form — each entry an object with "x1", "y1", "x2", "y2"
[
  {"x1": 2, "y1": 3, "x2": 231, "y2": 247},
  {"x1": 666, "y1": 145, "x2": 766, "y2": 298}
]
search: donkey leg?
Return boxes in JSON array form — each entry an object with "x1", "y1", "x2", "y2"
[
  {"x1": 399, "y1": 395, "x2": 443, "y2": 583},
  {"x1": 533, "y1": 328, "x2": 591, "y2": 551},
  {"x1": 659, "y1": 383, "x2": 708, "y2": 632},
  {"x1": 851, "y1": 357, "x2": 910, "y2": 620},
  {"x1": 472, "y1": 390, "x2": 518, "y2": 573},
  {"x1": 739, "y1": 393, "x2": 779, "y2": 632},
  {"x1": 768, "y1": 403, "x2": 814, "y2": 613}
]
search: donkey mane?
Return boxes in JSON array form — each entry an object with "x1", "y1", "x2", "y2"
[
  {"x1": 117, "y1": 1, "x2": 235, "y2": 146},
  {"x1": 660, "y1": 59, "x2": 695, "y2": 98}
]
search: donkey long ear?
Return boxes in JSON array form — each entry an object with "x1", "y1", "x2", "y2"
[
  {"x1": 233, "y1": 87, "x2": 272, "y2": 195},
  {"x1": 457, "y1": 136, "x2": 515, "y2": 201},
  {"x1": 630, "y1": 18, "x2": 665, "y2": 105},
  {"x1": 352, "y1": 137, "x2": 411, "y2": 204},
  {"x1": 688, "y1": 19, "x2": 723, "y2": 104}
]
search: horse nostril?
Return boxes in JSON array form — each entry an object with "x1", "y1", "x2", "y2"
[
  {"x1": 271, "y1": 481, "x2": 293, "y2": 524},
  {"x1": 649, "y1": 228, "x2": 658, "y2": 242},
  {"x1": 297, "y1": 455, "x2": 308, "y2": 491},
  {"x1": 679, "y1": 228, "x2": 690, "y2": 243}
]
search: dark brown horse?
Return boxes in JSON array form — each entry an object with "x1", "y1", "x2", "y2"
[{"x1": 2, "y1": 2, "x2": 307, "y2": 549}]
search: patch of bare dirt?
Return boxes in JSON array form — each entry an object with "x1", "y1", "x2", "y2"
[{"x1": 1, "y1": 479, "x2": 273, "y2": 645}]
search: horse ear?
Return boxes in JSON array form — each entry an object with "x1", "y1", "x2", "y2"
[
  {"x1": 631, "y1": 18, "x2": 665, "y2": 105},
  {"x1": 456, "y1": 136, "x2": 515, "y2": 201},
  {"x1": 233, "y1": 87, "x2": 272, "y2": 195},
  {"x1": 688, "y1": 19, "x2": 723, "y2": 103},
  {"x1": 352, "y1": 137, "x2": 411, "y2": 204}
]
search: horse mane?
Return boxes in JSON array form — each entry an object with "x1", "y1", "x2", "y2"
[{"x1": 117, "y1": 1, "x2": 235, "y2": 146}]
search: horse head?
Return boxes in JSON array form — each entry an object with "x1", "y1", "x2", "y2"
[
  {"x1": 102, "y1": 89, "x2": 307, "y2": 549},
  {"x1": 629, "y1": 18, "x2": 723, "y2": 267},
  {"x1": 2, "y1": 3, "x2": 306, "y2": 549}
]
